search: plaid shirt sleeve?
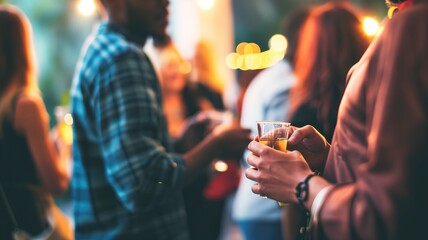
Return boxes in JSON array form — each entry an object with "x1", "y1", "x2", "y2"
[{"x1": 94, "y1": 49, "x2": 186, "y2": 212}]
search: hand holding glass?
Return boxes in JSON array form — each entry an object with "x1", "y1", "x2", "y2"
[{"x1": 256, "y1": 121, "x2": 291, "y2": 206}]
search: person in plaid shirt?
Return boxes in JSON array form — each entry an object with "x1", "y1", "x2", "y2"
[{"x1": 70, "y1": 0, "x2": 251, "y2": 239}]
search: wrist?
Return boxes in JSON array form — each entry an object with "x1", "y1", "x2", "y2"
[
  {"x1": 306, "y1": 184, "x2": 334, "y2": 235},
  {"x1": 295, "y1": 171, "x2": 321, "y2": 207},
  {"x1": 306, "y1": 176, "x2": 331, "y2": 211}
]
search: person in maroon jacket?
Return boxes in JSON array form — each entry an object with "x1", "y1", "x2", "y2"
[{"x1": 245, "y1": 0, "x2": 428, "y2": 239}]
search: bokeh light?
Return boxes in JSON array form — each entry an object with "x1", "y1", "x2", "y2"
[
  {"x1": 269, "y1": 34, "x2": 288, "y2": 52},
  {"x1": 64, "y1": 113, "x2": 74, "y2": 126},
  {"x1": 363, "y1": 17, "x2": 380, "y2": 37},
  {"x1": 236, "y1": 42, "x2": 248, "y2": 55},
  {"x1": 244, "y1": 43, "x2": 261, "y2": 55},
  {"x1": 227, "y1": 36, "x2": 288, "y2": 71},
  {"x1": 198, "y1": 0, "x2": 215, "y2": 10},
  {"x1": 245, "y1": 54, "x2": 261, "y2": 70},
  {"x1": 226, "y1": 53, "x2": 240, "y2": 69},
  {"x1": 60, "y1": 113, "x2": 74, "y2": 145},
  {"x1": 77, "y1": 0, "x2": 96, "y2": 17},
  {"x1": 236, "y1": 55, "x2": 244, "y2": 69},
  {"x1": 213, "y1": 160, "x2": 228, "y2": 172}
]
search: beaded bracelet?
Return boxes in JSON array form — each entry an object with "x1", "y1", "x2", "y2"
[{"x1": 295, "y1": 171, "x2": 320, "y2": 207}]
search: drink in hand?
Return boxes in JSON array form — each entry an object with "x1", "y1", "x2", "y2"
[
  {"x1": 256, "y1": 121, "x2": 291, "y2": 206},
  {"x1": 259, "y1": 138, "x2": 288, "y2": 152}
]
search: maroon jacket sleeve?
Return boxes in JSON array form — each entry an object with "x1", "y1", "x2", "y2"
[{"x1": 319, "y1": 4, "x2": 428, "y2": 240}]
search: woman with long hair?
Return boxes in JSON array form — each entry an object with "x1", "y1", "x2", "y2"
[
  {"x1": 290, "y1": 2, "x2": 371, "y2": 142},
  {"x1": 0, "y1": 5, "x2": 72, "y2": 239},
  {"x1": 285, "y1": 3, "x2": 371, "y2": 239}
]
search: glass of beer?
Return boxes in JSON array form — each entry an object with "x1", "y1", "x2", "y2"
[{"x1": 256, "y1": 121, "x2": 291, "y2": 206}]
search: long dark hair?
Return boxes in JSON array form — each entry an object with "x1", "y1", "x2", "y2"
[
  {"x1": 281, "y1": 6, "x2": 311, "y2": 65},
  {"x1": 290, "y1": 3, "x2": 371, "y2": 135},
  {"x1": 0, "y1": 5, "x2": 38, "y2": 131}
]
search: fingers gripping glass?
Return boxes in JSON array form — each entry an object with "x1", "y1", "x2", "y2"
[{"x1": 256, "y1": 121, "x2": 291, "y2": 206}]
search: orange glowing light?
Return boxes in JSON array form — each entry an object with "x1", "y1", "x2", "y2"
[
  {"x1": 244, "y1": 43, "x2": 261, "y2": 55},
  {"x1": 363, "y1": 17, "x2": 380, "y2": 37},
  {"x1": 236, "y1": 42, "x2": 248, "y2": 55}
]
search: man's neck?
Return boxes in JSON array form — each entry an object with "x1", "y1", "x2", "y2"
[{"x1": 106, "y1": 20, "x2": 147, "y2": 47}]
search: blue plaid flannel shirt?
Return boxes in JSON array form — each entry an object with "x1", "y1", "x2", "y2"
[{"x1": 70, "y1": 23, "x2": 189, "y2": 239}]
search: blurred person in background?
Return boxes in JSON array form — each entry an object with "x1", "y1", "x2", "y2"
[
  {"x1": 150, "y1": 37, "x2": 238, "y2": 240},
  {"x1": 191, "y1": 40, "x2": 224, "y2": 98},
  {"x1": 149, "y1": 37, "x2": 224, "y2": 140},
  {"x1": 285, "y1": 3, "x2": 371, "y2": 239},
  {"x1": 289, "y1": 2, "x2": 371, "y2": 142},
  {"x1": 0, "y1": 4, "x2": 72, "y2": 240},
  {"x1": 71, "y1": 0, "x2": 251, "y2": 239},
  {"x1": 246, "y1": 0, "x2": 428, "y2": 239},
  {"x1": 232, "y1": 7, "x2": 310, "y2": 240},
  {"x1": 235, "y1": 69, "x2": 263, "y2": 121}
]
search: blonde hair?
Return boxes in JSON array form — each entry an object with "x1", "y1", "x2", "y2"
[{"x1": 0, "y1": 5, "x2": 39, "y2": 133}]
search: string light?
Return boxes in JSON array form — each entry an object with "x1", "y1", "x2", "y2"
[
  {"x1": 226, "y1": 34, "x2": 288, "y2": 70},
  {"x1": 269, "y1": 34, "x2": 287, "y2": 52}
]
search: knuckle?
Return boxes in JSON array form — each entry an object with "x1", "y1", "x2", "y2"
[
  {"x1": 246, "y1": 154, "x2": 254, "y2": 165},
  {"x1": 258, "y1": 184, "x2": 266, "y2": 195},
  {"x1": 253, "y1": 170, "x2": 261, "y2": 182},
  {"x1": 251, "y1": 185, "x2": 259, "y2": 194},
  {"x1": 290, "y1": 150, "x2": 302, "y2": 159},
  {"x1": 257, "y1": 171, "x2": 266, "y2": 184},
  {"x1": 259, "y1": 147, "x2": 270, "y2": 157}
]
